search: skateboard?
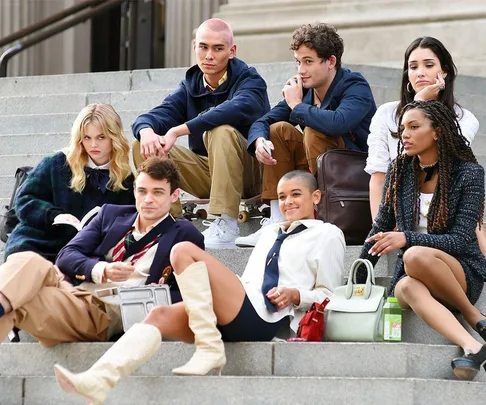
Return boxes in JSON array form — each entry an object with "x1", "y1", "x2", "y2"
[{"x1": 181, "y1": 195, "x2": 269, "y2": 223}]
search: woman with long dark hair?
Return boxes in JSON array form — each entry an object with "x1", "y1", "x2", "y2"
[
  {"x1": 366, "y1": 36, "x2": 479, "y2": 219},
  {"x1": 361, "y1": 100, "x2": 486, "y2": 380}
]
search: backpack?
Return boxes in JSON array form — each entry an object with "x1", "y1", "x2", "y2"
[
  {"x1": 315, "y1": 149, "x2": 371, "y2": 245},
  {"x1": 0, "y1": 166, "x2": 33, "y2": 243}
]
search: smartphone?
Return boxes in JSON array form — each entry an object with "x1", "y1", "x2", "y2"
[{"x1": 262, "y1": 141, "x2": 272, "y2": 157}]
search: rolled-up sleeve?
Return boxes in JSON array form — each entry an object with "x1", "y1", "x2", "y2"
[{"x1": 365, "y1": 102, "x2": 398, "y2": 175}]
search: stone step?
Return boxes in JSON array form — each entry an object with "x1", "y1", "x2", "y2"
[
  {"x1": 1, "y1": 375, "x2": 486, "y2": 405},
  {"x1": 0, "y1": 110, "x2": 144, "y2": 135},
  {"x1": 0, "y1": 83, "x2": 483, "y2": 123},
  {"x1": 1, "y1": 63, "x2": 485, "y2": 98},
  {"x1": 0, "y1": 342, "x2": 483, "y2": 381},
  {"x1": 208, "y1": 245, "x2": 393, "y2": 278},
  {"x1": 0, "y1": 84, "x2": 401, "y2": 116}
]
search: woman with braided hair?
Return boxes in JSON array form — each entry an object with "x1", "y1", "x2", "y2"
[{"x1": 360, "y1": 100, "x2": 486, "y2": 380}]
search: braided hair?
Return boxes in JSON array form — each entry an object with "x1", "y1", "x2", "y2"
[{"x1": 384, "y1": 100, "x2": 482, "y2": 233}]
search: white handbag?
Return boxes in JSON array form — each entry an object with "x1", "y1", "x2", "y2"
[{"x1": 324, "y1": 258, "x2": 386, "y2": 342}]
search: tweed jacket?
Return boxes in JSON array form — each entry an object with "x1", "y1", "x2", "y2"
[
  {"x1": 360, "y1": 158, "x2": 486, "y2": 296},
  {"x1": 5, "y1": 152, "x2": 135, "y2": 262}
]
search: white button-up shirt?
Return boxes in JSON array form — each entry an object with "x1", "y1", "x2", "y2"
[{"x1": 240, "y1": 219, "x2": 345, "y2": 332}]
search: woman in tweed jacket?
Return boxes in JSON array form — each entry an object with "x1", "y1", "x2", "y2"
[
  {"x1": 360, "y1": 100, "x2": 486, "y2": 380},
  {"x1": 5, "y1": 104, "x2": 135, "y2": 262}
]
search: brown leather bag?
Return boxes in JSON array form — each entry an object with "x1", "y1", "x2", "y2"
[{"x1": 316, "y1": 149, "x2": 372, "y2": 245}]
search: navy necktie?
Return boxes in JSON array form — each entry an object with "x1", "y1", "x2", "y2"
[{"x1": 262, "y1": 224, "x2": 307, "y2": 312}]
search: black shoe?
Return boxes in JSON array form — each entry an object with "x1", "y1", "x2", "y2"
[
  {"x1": 476, "y1": 319, "x2": 486, "y2": 341},
  {"x1": 451, "y1": 344, "x2": 486, "y2": 380}
]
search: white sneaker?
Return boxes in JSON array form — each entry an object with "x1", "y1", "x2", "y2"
[
  {"x1": 235, "y1": 217, "x2": 276, "y2": 248},
  {"x1": 202, "y1": 218, "x2": 240, "y2": 249}
]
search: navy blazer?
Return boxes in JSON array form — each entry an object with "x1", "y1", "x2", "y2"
[
  {"x1": 56, "y1": 204, "x2": 204, "y2": 288},
  {"x1": 247, "y1": 67, "x2": 376, "y2": 153}
]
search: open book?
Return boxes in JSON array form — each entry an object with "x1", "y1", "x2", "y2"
[{"x1": 52, "y1": 206, "x2": 101, "y2": 231}]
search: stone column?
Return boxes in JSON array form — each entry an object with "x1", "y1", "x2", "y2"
[
  {"x1": 0, "y1": 0, "x2": 91, "y2": 77},
  {"x1": 215, "y1": 0, "x2": 486, "y2": 77}
]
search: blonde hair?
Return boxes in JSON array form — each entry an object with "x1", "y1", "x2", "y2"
[{"x1": 66, "y1": 103, "x2": 132, "y2": 193}]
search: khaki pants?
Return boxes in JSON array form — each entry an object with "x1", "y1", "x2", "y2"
[
  {"x1": 262, "y1": 121, "x2": 345, "y2": 200},
  {"x1": 0, "y1": 252, "x2": 110, "y2": 347},
  {"x1": 133, "y1": 125, "x2": 261, "y2": 218}
]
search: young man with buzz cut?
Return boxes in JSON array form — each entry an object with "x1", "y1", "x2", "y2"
[
  {"x1": 132, "y1": 18, "x2": 270, "y2": 249},
  {"x1": 237, "y1": 23, "x2": 376, "y2": 247}
]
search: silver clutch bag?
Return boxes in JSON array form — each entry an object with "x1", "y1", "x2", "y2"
[{"x1": 118, "y1": 285, "x2": 172, "y2": 332}]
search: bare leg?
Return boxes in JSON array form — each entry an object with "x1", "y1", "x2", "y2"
[
  {"x1": 394, "y1": 246, "x2": 483, "y2": 353},
  {"x1": 143, "y1": 303, "x2": 193, "y2": 343},
  {"x1": 0, "y1": 292, "x2": 12, "y2": 314},
  {"x1": 476, "y1": 226, "x2": 486, "y2": 258},
  {"x1": 170, "y1": 241, "x2": 246, "y2": 325}
]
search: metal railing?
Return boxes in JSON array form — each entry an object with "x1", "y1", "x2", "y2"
[{"x1": 0, "y1": 0, "x2": 126, "y2": 77}]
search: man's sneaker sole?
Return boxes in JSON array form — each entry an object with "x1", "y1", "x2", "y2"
[
  {"x1": 235, "y1": 241, "x2": 257, "y2": 248},
  {"x1": 204, "y1": 241, "x2": 237, "y2": 249}
]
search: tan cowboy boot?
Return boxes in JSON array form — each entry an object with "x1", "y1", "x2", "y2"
[
  {"x1": 172, "y1": 261, "x2": 226, "y2": 375},
  {"x1": 54, "y1": 323, "x2": 161, "y2": 404}
]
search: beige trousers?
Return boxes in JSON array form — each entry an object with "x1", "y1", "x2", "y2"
[
  {"x1": 133, "y1": 125, "x2": 261, "y2": 218},
  {"x1": 261, "y1": 121, "x2": 345, "y2": 200},
  {"x1": 0, "y1": 252, "x2": 110, "y2": 347}
]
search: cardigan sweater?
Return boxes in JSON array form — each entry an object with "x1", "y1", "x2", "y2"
[
  {"x1": 359, "y1": 158, "x2": 486, "y2": 297},
  {"x1": 5, "y1": 152, "x2": 135, "y2": 261}
]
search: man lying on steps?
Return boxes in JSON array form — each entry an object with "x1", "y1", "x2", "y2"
[{"x1": 0, "y1": 157, "x2": 203, "y2": 346}]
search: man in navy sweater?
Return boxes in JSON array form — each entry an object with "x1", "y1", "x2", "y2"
[
  {"x1": 132, "y1": 18, "x2": 270, "y2": 248},
  {"x1": 236, "y1": 23, "x2": 376, "y2": 247}
]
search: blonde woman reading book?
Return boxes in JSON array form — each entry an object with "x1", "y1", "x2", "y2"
[{"x1": 5, "y1": 103, "x2": 135, "y2": 262}]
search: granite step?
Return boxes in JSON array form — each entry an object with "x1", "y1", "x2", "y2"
[{"x1": 1, "y1": 375, "x2": 486, "y2": 405}]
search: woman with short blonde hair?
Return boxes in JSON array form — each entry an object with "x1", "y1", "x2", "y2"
[{"x1": 5, "y1": 103, "x2": 135, "y2": 262}]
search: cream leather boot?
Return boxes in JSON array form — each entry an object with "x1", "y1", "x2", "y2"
[
  {"x1": 172, "y1": 261, "x2": 226, "y2": 375},
  {"x1": 54, "y1": 323, "x2": 161, "y2": 404}
]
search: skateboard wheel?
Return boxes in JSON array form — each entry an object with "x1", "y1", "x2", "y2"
[
  {"x1": 238, "y1": 211, "x2": 249, "y2": 223},
  {"x1": 196, "y1": 209, "x2": 207, "y2": 220},
  {"x1": 261, "y1": 207, "x2": 271, "y2": 218}
]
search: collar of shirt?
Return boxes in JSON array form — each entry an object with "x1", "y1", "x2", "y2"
[
  {"x1": 133, "y1": 212, "x2": 169, "y2": 236},
  {"x1": 278, "y1": 219, "x2": 321, "y2": 234},
  {"x1": 86, "y1": 157, "x2": 110, "y2": 170},
  {"x1": 203, "y1": 70, "x2": 228, "y2": 91}
]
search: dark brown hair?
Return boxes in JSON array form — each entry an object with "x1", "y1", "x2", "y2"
[
  {"x1": 395, "y1": 36, "x2": 459, "y2": 125},
  {"x1": 290, "y1": 23, "x2": 344, "y2": 69},
  {"x1": 137, "y1": 157, "x2": 180, "y2": 193},
  {"x1": 280, "y1": 170, "x2": 318, "y2": 192},
  {"x1": 385, "y1": 100, "x2": 481, "y2": 233}
]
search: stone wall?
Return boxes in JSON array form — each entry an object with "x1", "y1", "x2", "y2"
[{"x1": 215, "y1": 0, "x2": 486, "y2": 77}]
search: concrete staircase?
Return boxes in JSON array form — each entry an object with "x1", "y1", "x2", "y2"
[{"x1": 1, "y1": 64, "x2": 486, "y2": 404}]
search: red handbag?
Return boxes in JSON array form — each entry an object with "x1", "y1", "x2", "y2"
[{"x1": 288, "y1": 298, "x2": 330, "y2": 342}]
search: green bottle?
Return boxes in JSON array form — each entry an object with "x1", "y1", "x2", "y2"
[{"x1": 383, "y1": 297, "x2": 402, "y2": 341}]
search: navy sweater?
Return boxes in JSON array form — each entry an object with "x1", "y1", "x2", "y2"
[
  {"x1": 132, "y1": 57, "x2": 271, "y2": 156},
  {"x1": 247, "y1": 67, "x2": 376, "y2": 152},
  {"x1": 5, "y1": 152, "x2": 135, "y2": 262}
]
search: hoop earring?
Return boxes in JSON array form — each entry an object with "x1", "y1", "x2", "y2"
[{"x1": 407, "y1": 82, "x2": 414, "y2": 93}]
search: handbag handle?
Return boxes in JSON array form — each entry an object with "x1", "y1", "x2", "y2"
[{"x1": 345, "y1": 259, "x2": 376, "y2": 300}]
